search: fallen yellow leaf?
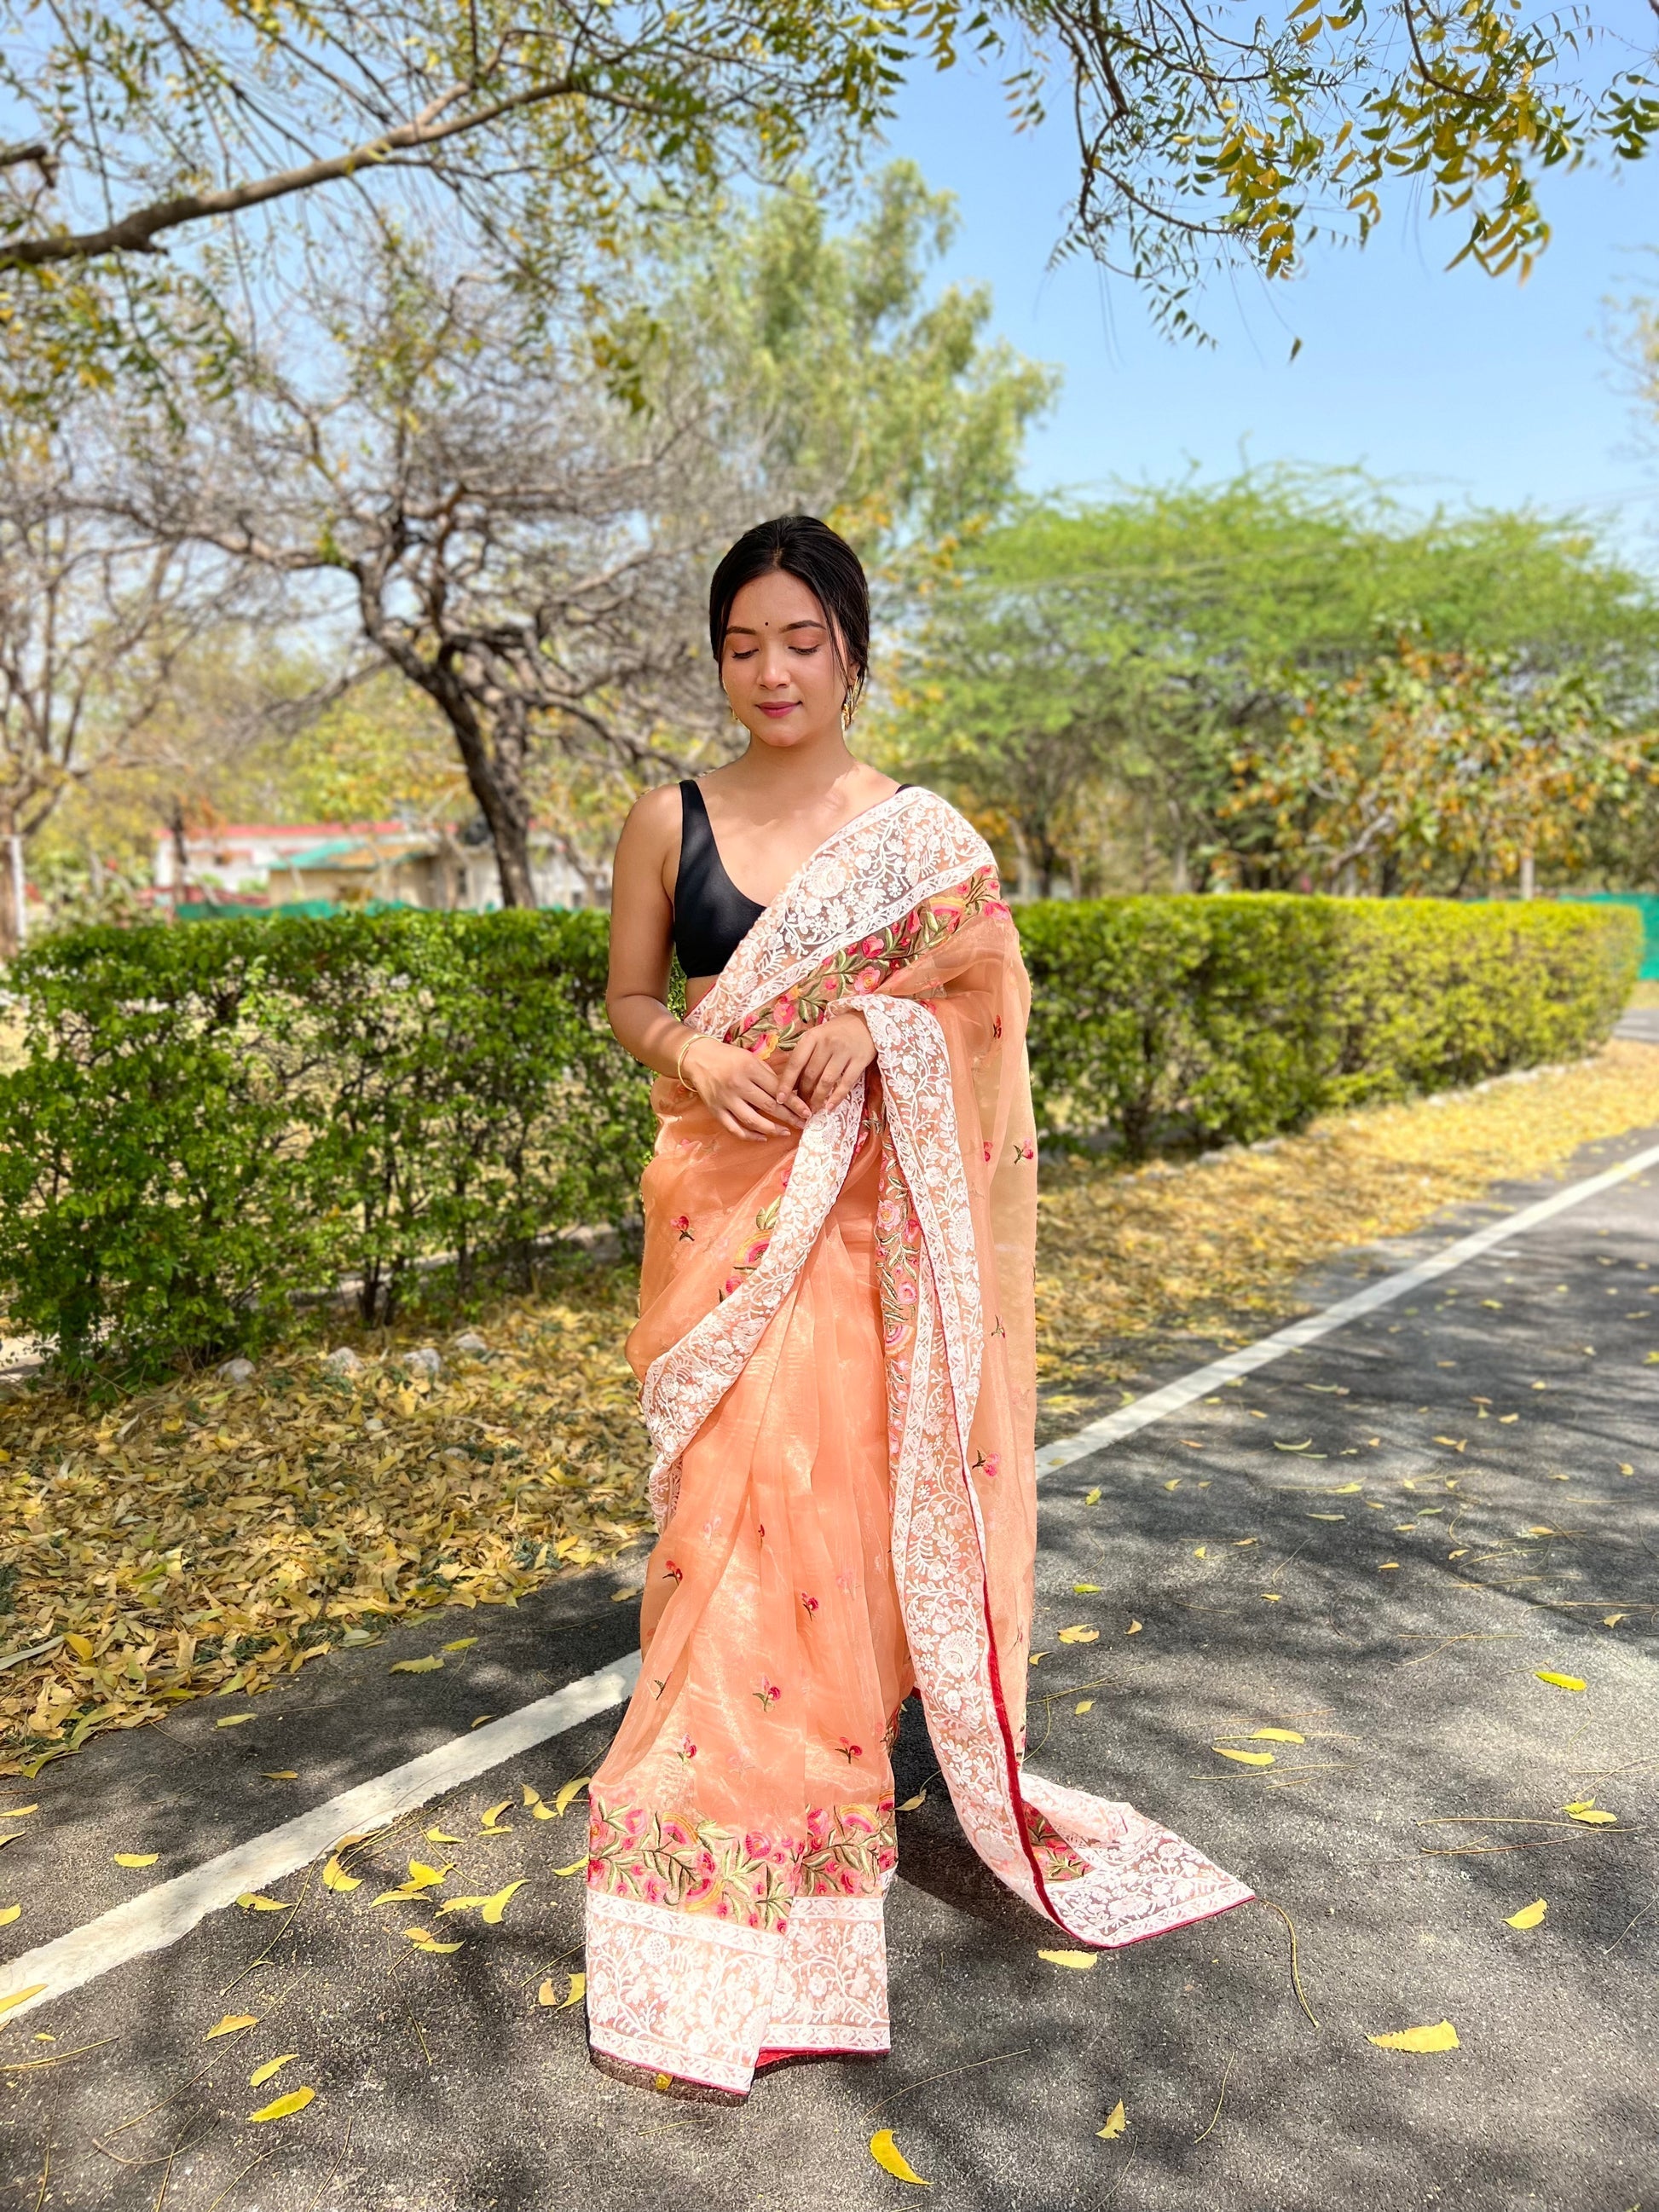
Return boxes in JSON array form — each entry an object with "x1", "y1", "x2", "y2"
[
  {"x1": 216, "y1": 1714, "x2": 257, "y2": 1729},
  {"x1": 249, "y1": 2054, "x2": 299, "y2": 2086},
  {"x1": 1075, "y1": 1699, "x2": 1095, "y2": 1715},
  {"x1": 390, "y1": 1655, "x2": 443, "y2": 1673},
  {"x1": 113, "y1": 1853, "x2": 158, "y2": 1868},
  {"x1": 1038, "y1": 1949, "x2": 1097, "y2": 1969},
  {"x1": 1072, "y1": 1583, "x2": 1101, "y2": 1594},
  {"x1": 62, "y1": 1634, "x2": 94, "y2": 1662},
  {"x1": 403, "y1": 1927, "x2": 464, "y2": 1954},
  {"x1": 1097, "y1": 2100, "x2": 1127, "y2": 2140},
  {"x1": 523, "y1": 1785, "x2": 554, "y2": 1820},
  {"x1": 1564, "y1": 1800, "x2": 1618, "y2": 1825},
  {"x1": 869, "y1": 2129, "x2": 930, "y2": 2185},
  {"x1": 1193, "y1": 1547, "x2": 1207, "y2": 1559},
  {"x1": 0, "y1": 1985, "x2": 45, "y2": 2018},
  {"x1": 425, "y1": 1827, "x2": 464, "y2": 1844},
  {"x1": 442, "y1": 1637, "x2": 477, "y2": 1652},
  {"x1": 1307, "y1": 1512, "x2": 1345, "y2": 1521},
  {"x1": 1506, "y1": 1899, "x2": 1547, "y2": 1930},
  {"x1": 1535, "y1": 1672, "x2": 1585, "y2": 1692},
  {"x1": 898, "y1": 1788, "x2": 928, "y2": 1811},
  {"x1": 249, "y1": 2087, "x2": 314, "y2": 2122},
  {"x1": 1057, "y1": 1626, "x2": 1100, "y2": 1644},
  {"x1": 438, "y1": 1880, "x2": 523, "y2": 1923},
  {"x1": 321, "y1": 1853, "x2": 361, "y2": 1892},
  {"x1": 1125, "y1": 1620, "x2": 1142, "y2": 1634},
  {"x1": 1214, "y1": 1747, "x2": 1274, "y2": 1766},
  {"x1": 1249, "y1": 1728, "x2": 1304, "y2": 1743},
  {"x1": 260, "y1": 1771, "x2": 298, "y2": 1781},
  {"x1": 1367, "y1": 2020, "x2": 1460, "y2": 2053},
  {"x1": 205, "y1": 2014, "x2": 260, "y2": 2040},
  {"x1": 1603, "y1": 1613, "x2": 1626, "y2": 1626},
  {"x1": 552, "y1": 1776, "x2": 590, "y2": 1817},
  {"x1": 1275, "y1": 1440, "x2": 1313, "y2": 1452},
  {"x1": 1084, "y1": 1488, "x2": 1101, "y2": 1505},
  {"x1": 480, "y1": 1799, "x2": 512, "y2": 1832},
  {"x1": 0, "y1": 1905, "x2": 19, "y2": 1927},
  {"x1": 556, "y1": 1971, "x2": 586, "y2": 2009},
  {"x1": 235, "y1": 1893, "x2": 290, "y2": 1913},
  {"x1": 0, "y1": 1806, "x2": 38, "y2": 1818},
  {"x1": 552, "y1": 1857, "x2": 588, "y2": 1878},
  {"x1": 1163, "y1": 1478, "x2": 1181, "y2": 1490}
]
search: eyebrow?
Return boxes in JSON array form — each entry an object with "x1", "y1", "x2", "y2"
[{"x1": 723, "y1": 618, "x2": 826, "y2": 637}]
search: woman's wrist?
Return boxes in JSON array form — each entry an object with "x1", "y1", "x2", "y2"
[{"x1": 673, "y1": 1031, "x2": 709, "y2": 1090}]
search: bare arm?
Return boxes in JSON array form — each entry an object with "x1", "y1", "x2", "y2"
[{"x1": 604, "y1": 788, "x2": 806, "y2": 1143}]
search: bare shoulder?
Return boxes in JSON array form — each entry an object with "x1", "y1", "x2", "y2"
[{"x1": 620, "y1": 780, "x2": 683, "y2": 856}]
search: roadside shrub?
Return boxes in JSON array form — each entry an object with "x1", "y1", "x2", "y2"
[
  {"x1": 1020, "y1": 893, "x2": 1639, "y2": 1156},
  {"x1": 0, "y1": 910, "x2": 650, "y2": 1375},
  {"x1": 0, "y1": 893, "x2": 1639, "y2": 1372}
]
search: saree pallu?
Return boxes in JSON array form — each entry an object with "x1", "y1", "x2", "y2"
[{"x1": 584, "y1": 788, "x2": 1250, "y2": 2097}]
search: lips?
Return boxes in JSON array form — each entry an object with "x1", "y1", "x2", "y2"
[{"x1": 757, "y1": 702, "x2": 797, "y2": 717}]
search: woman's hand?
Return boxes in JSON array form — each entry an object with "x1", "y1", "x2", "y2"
[
  {"x1": 773, "y1": 1014, "x2": 877, "y2": 1117},
  {"x1": 682, "y1": 1037, "x2": 811, "y2": 1143}
]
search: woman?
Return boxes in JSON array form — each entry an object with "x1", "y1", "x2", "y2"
[{"x1": 587, "y1": 515, "x2": 1249, "y2": 2102}]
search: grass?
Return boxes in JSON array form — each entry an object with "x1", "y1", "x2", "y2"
[{"x1": 3, "y1": 1034, "x2": 1659, "y2": 1778}]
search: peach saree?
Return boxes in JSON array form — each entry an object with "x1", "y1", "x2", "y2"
[{"x1": 583, "y1": 788, "x2": 1250, "y2": 2097}]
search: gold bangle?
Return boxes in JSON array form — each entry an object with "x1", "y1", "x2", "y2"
[{"x1": 674, "y1": 1033, "x2": 704, "y2": 1089}]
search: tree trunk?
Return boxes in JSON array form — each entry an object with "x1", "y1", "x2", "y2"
[
  {"x1": 422, "y1": 671, "x2": 537, "y2": 909},
  {"x1": 0, "y1": 809, "x2": 19, "y2": 963}
]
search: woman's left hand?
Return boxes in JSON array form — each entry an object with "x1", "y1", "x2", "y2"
[{"x1": 773, "y1": 1014, "x2": 877, "y2": 1117}]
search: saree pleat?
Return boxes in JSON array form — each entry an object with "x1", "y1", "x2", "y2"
[{"x1": 585, "y1": 789, "x2": 1251, "y2": 2098}]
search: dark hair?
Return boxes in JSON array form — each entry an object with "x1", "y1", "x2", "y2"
[{"x1": 708, "y1": 515, "x2": 870, "y2": 714}]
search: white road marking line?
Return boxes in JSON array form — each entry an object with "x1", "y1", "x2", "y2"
[
  {"x1": 6, "y1": 1127, "x2": 1656, "y2": 2024},
  {"x1": 0, "y1": 1654, "x2": 640, "y2": 2025},
  {"x1": 1035, "y1": 1135, "x2": 1659, "y2": 1478}
]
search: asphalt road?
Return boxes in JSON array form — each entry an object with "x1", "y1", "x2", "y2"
[{"x1": 3, "y1": 1115, "x2": 1656, "y2": 2212}]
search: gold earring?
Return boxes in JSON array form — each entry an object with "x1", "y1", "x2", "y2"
[
  {"x1": 841, "y1": 695, "x2": 855, "y2": 734},
  {"x1": 726, "y1": 696, "x2": 741, "y2": 725}
]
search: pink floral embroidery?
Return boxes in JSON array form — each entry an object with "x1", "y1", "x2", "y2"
[
  {"x1": 800, "y1": 1592, "x2": 819, "y2": 1616},
  {"x1": 836, "y1": 1737, "x2": 863, "y2": 1763},
  {"x1": 677, "y1": 1735, "x2": 697, "y2": 1763},
  {"x1": 972, "y1": 1450, "x2": 1000, "y2": 1480},
  {"x1": 662, "y1": 1560, "x2": 684, "y2": 1583},
  {"x1": 672, "y1": 1214, "x2": 694, "y2": 1240},
  {"x1": 753, "y1": 1677, "x2": 782, "y2": 1709}
]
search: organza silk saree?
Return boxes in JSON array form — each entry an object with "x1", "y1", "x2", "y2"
[{"x1": 584, "y1": 788, "x2": 1250, "y2": 2096}]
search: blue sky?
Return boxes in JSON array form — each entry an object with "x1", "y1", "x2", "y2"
[{"x1": 878, "y1": 43, "x2": 1659, "y2": 553}]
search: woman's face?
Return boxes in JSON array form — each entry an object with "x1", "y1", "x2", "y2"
[{"x1": 720, "y1": 569, "x2": 849, "y2": 751}]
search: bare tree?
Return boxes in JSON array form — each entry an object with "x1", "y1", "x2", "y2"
[
  {"x1": 117, "y1": 269, "x2": 734, "y2": 905},
  {"x1": 0, "y1": 424, "x2": 264, "y2": 955}
]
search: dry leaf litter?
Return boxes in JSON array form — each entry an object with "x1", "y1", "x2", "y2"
[{"x1": 4, "y1": 1037, "x2": 1657, "y2": 1776}]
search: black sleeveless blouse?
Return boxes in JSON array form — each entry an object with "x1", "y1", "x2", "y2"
[{"x1": 672, "y1": 779, "x2": 911, "y2": 979}]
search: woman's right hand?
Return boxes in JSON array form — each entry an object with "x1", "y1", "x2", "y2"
[{"x1": 681, "y1": 1037, "x2": 810, "y2": 1143}]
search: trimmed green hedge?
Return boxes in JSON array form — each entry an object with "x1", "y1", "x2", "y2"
[
  {"x1": 0, "y1": 893, "x2": 1639, "y2": 1373},
  {"x1": 0, "y1": 911, "x2": 652, "y2": 1374},
  {"x1": 1020, "y1": 894, "x2": 1640, "y2": 1155}
]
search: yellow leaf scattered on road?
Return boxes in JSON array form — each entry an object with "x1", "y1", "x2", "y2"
[
  {"x1": 1535, "y1": 1672, "x2": 1585, "y2": 1692},
  {"x1": 1367, "y1": 2021, "x2": 1460, "y2": 2053},
  {"x1": 403, "y1": 1927, "x2": 464, "y2": 1954},
  {"x1": 1084, "y1": 1488, "x2": 1101, "y2": 1505},
  {"x1": 1057, "y1": 1626, "x2": 1100, "y2": 1644},
  {"x1": 425, "y1": 1827, "x2": 464, "y2": 1844},
  {"x1": 557, "y1": 1972, "x2": 585, "y2": 2009},
  {"x1": 898, "y1": 1788, "x2": 928, "y2": 1811},
  {"x1": 442, "y1": 1637, "x2": 477, "y2": 1652},
  {"x1": 216, "y1": 1714, "x2": 257, "y2": 1728},
  {"x1": 1097, "y1": 2100, "x2": 1127, "y2": 2140},
  {"x1": 552, "y1": 1857, "x2": 588, "y2": 1878},
  {"x1": 1307, "y1": 1512, "x2": 1345, "y2": 1521},
  {"x1": 1038, "y1": 1949, "x2": 1097, "y2": 1969},
  {"x1": 0, "y1": 1807, "x2": 38, "y2": 1818},
  {"x1": 249, "y1": 2087, "x2": 314, "y2": 2122},
  {"x1": 1193, "y1": 1547, "x2": 1207, "y2": 1559},
  {"x1": 552, "y1": 1776, "x2": 589, "y2": 1817},
  {"x1": 1126, "y1": 1620, "x2": 1142, "y2": 1634},
  {"x1": 1506, "y1": 1899, "x2": 1547, "y2": 1929},
  {"x1": 1214, "y1": 1747, "x2": 1274, "y2": 1766},
  {"x1": 1072, "y1": 1583, "x2": 1101, "y2": 1594},
  {"x1": 205, "y1": 2014, "x2": 260, "y2": 2040},
  {"x1": 0, "y1": 1986, "x2": 45, "y2": 2017},
  {"x1": 261, "y1": 1771, "x2": 298, "y2": 1781},
  {"x1": 438, "y1": 1880, "x2": 523, "y2": 1923},
  {"x1": 390, "y1": 1655, "x2": 443, "y2": 1673},
  {"x1": 321, "y1": 1853, "x2": 361, "y2": 1892},
  {"x1": 1327, "y1": 1483, "x2": 1362, "y2": 1494},
  {"x1": 523, "y1": 1786, "x2": 553, "y2": 1820},
  {"x1": 1275, "y1": 1440, "x2": 1314, "y2": 1452},
  {"x1": 479, "y1": 1799, "x2": 512, "y2": 1833},
  {"x1": 0, "y1": 1906, "x2": 19, "y2": 1927},
  {"x1": 1249, "y1": 1729, "x2": 1304, "y2": 1743},
  {"x1": 235, "y1": 1893, "x2": 290, "y2": 1913},
  {"x1": 1564, "y1": 1800, "x2": 1618, "y2": 1825},
  {"x1": 113, "y1": 1853, "x2": 158, "y2": 1868},
  {"x1": 869, "y1": 2130, "x2": 930, "y2": 2185},
  {"x1": 1163, "y1": 1478, "x2": 1181, "y2": 1490},
  {"x1": 1075, "y1": 1699, "x2": 1095, "y2": 1714},
  {"x1": 249, "y1": 2054, "x2": 298, "y2": 2086}
]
